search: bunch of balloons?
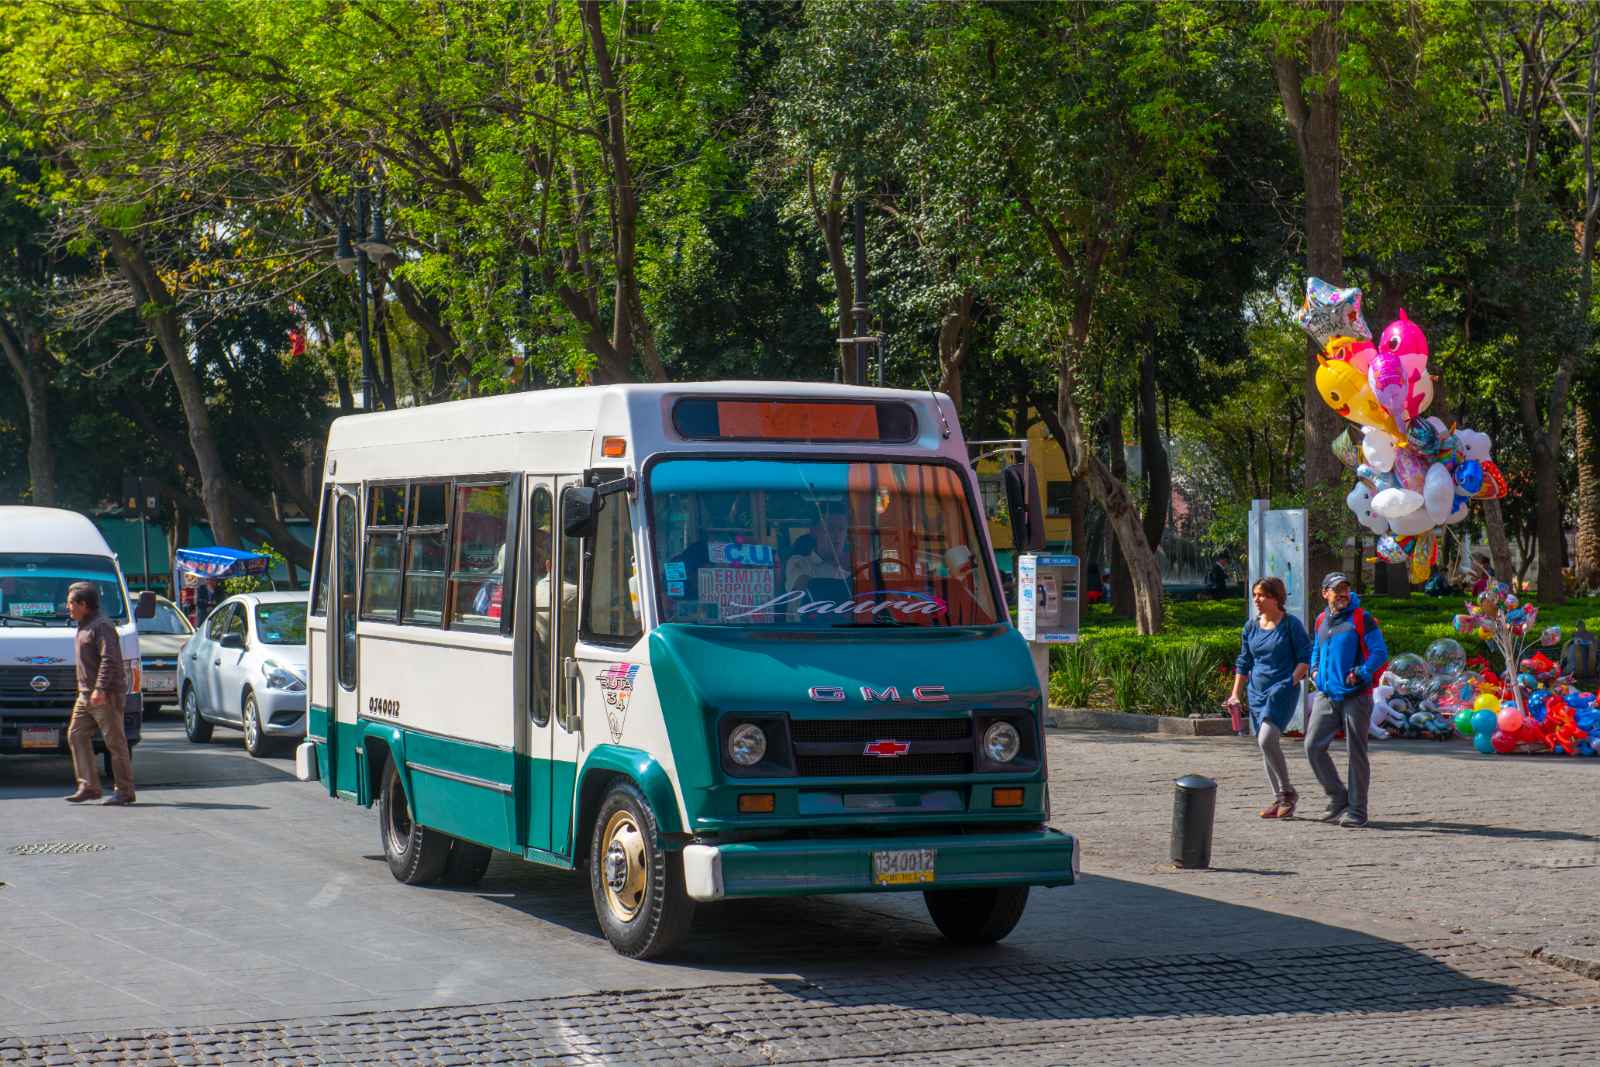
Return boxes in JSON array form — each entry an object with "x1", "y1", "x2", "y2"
[
  {"x1": 1450, "y1": 665, "x2": 1598, "y2": 757},
  {"x1": 1367, "y1": 644, "x2": 1460, "y2": 740},
  {"x1": 1295, "y1": 279, "x2": 1507, "y2": 580}
]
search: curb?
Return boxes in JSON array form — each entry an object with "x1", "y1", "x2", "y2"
[
  {"x1": 1531, "y1": 946, "x2": 1600, "y2": 981},
  {"x1": 1045, "y1": 707, "x2": 1237, "y2": 737}
]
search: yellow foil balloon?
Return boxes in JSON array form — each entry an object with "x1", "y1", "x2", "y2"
[{"x1": 1316, "y1": 356, "x2": 1403, "y2": 438}]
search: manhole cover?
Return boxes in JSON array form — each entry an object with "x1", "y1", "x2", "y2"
[{"x1": 8, "y1": 841, "x2": 111, "y2": 856}]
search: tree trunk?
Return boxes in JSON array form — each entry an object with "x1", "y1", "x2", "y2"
[
  {"x1": 0, "y1": 315, "x2": 56, "y2": 507},
  {"x1": 1272, "y1": 10, "x2": 1345, "y2": 589},
  {"x1": 106, "y1": 231, "x2": 242, "y2": 547},
  {"x1": 937, "y1": 291, "x2": 975, "y2": 411},
  {"x1": 1481, "y1": 497, "x2": 1515, "y2": 585},
  {"x1": 1138, "y1": 344, "x2": 1170, "y2": 550},
  {"x1": 1576, "y1": 399, "x2": 1600, "y2": 591},
  {"x1": 807, "y1": 163, "x2": 853, "y2": 380},
  {"x1": 1106, "y1": 407, "x2": 1135, "y2": 618}
]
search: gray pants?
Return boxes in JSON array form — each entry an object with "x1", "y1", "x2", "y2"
[
  {"x1": 1257, "y1": 722, "x2": 1293, "y2": 800},
  {"x1": 1306, "y1": 690, "x2": 1372, "y2": 820}
]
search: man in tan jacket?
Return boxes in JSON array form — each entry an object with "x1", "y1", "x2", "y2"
[{"x1": 65, "y1": 581, "x2": 135, "y2": 805}]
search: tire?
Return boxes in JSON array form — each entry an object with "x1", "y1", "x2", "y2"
[
  {"x1": 242, "y1": 692, "x2": 272, "y2": 758},
  {"x1": 182, "y1": 686, "x2": 213, "y2": 743},
  {"x1": 379, "y1": 759, "x2": 449, "y2": 885},
  {"x1": 589, "y1": 780, "x2": 694, "y2": 959},
  {"x1": 923, "y1": 886, "x2": 1030, "y2": 945},
  {"x1": 441, "y1": 839, "x2": 494, "y2": 886}
]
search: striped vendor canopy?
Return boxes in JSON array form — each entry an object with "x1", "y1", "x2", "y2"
[{"x1": 173, "y1": 546, "x2": 270, "y2": 580}]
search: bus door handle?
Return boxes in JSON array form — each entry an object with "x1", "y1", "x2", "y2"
[{"x1": 562, "y1": 657, "x2": 581, "y2": 734}]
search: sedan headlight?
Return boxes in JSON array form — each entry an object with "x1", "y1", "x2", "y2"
[
  {"x1": 727, "y1": 723, "x2": 768, "y2": 767},
  {"x1": 982, "y1": 721, "x2": 1021, "y2": 763},
  {"x1": 261, "y1": 660, "x2": 306, "y2": 692}
]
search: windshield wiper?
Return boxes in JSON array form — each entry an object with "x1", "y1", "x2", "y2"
[{"x1": 0, "y1": 613, "x2": 49, "y2": 626}]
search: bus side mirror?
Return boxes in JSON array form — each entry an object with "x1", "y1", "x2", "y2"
[
  {"x1": 562, "y1": 486, "x2": 602, "y2": 539},
  {"x1": 135, "y1": 590, "x2": 157, "y2": 619}
]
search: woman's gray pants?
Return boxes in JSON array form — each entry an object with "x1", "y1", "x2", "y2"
[{"x1": 1257, "y1": 721, "x2": 1293, "y2": 799}]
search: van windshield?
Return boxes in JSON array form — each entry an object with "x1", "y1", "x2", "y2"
[
  {"x1": 648, "y1": 458, "x2": 1001, "y2": 627},
  {"x1": 0, "y1": 554, "x2": 128, "y2": 625}
]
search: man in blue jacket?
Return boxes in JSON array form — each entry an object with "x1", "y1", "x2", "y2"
[{"x1": 1308, "y1": 573, "x2": 1387, "y2": 828}]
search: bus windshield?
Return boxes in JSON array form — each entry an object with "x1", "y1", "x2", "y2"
[
  {"x1": 0, "y1": 553, "x2": 128, "y2": 625},
  {"x1": 648, "y1": 458, "x2": 1001, "y2": 627}
]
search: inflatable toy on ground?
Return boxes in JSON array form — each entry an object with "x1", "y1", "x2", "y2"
[{"x1": 1298, "y1": 279, "x2": 1503, "y2": 571}]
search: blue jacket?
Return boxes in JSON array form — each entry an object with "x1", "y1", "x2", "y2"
[{"x1": 1311, "y1": 593, "x2": 1388, "y2": 700}]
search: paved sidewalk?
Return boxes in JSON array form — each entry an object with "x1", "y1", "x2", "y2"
[{"x1": 1043, "y1": 728, "x2": 1600, "y2": 972}]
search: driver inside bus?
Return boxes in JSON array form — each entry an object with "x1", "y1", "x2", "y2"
[{"x1": 785, "y1": 509, "x2": 850, "y2": 595}]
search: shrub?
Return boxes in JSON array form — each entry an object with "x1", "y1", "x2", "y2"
[
  {"x1": 1101, "y1": 647, "x2": 1147, "y2": 712},
  {"x1": 1145, "y1": 643, "x2": 1228, "y2": 718},
  {"x1": 1050, "y1": 643, "x2": 1100, "y2": 708}
]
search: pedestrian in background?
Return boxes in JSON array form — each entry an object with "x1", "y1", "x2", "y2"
[
  {"x1": 1307, "y1": 573, "x2": 1387, "y2": 829},
  {"x1": 64, "y1": 581, "x2": 135, "y2": 805},
  {"x1": 1226, "y1": 577, "x2": 1311, "y2": 819}
]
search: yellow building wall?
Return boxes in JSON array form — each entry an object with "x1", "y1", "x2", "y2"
[{"x1": 973, "y1": 422, "x2": 1073, "y2": 553}]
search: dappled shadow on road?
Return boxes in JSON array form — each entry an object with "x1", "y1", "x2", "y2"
[{"x1": 1367, "y1": 819, "x2": 1599, "y2": 844}]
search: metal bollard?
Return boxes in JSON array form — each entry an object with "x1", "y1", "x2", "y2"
[{"x1": 1170, "y1": 774, "x2": 1217, "y2": 869}]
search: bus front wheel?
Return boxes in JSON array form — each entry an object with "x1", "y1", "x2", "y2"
[
  {"x1": 589, "y1": 781, "x2": 693, "y2": 959},
  {"x1": 380, "y1": 760, "x2": 449, "y2": 885},
  {"x1": 924, "y1": 886, "x2": 1030, "y2": 945}
]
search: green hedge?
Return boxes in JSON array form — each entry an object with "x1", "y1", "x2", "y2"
[{"x1": 1050, "y1": 594, "x2": 1600, "y2": 717}]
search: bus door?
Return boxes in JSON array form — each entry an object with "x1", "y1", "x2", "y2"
[
  {"x1": 328, "y1": 484, "x2": 361, "y2": 795},
  {"x1": 549, "y1": 475, "x2": 587, "y2": 858}
]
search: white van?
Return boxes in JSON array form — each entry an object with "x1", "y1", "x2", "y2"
[
  {"x1": 0, "y1": 507, "x2": 144, "y2": 775},
  {"x1": 299, "y1": 383, "x2": 1078, "y2": 958}
]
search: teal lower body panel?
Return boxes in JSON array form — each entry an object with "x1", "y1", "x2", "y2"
[{"x1": 684, "y1": 828, "x2": 1077, "y2": 900}]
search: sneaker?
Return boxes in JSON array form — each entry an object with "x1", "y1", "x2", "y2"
[
  {"x1": 63, "y1": 790, "x2": 103, "y2": 803},
  {"x1": 1319, "y1": 802, "x2": 1348, "y2": 822},
  {"x1": 1338, "y1": 813, "x2": 1368, "y2": 829},
  {"x1": 100, "y1": 792, "x2": 136, "y2": 806},
  {"x1": 1277, "y1": 793, "x2": 1298, "y2": 819},
  {"x1": 1258, "y1": 801, "x2": 1284, "y2": 819}
]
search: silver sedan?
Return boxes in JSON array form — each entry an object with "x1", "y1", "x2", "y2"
[{"x1": 178, "y1": 592, "x2": 308, "y2": 758}]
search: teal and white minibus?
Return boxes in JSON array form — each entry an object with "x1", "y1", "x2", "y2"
[{"x1": 298, "y1": 382, "x2": 1078, "y2": 958}]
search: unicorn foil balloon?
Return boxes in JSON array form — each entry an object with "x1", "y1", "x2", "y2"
[{"x1": 1371, "y1": 308, "x2": 1427, "y2": 436}]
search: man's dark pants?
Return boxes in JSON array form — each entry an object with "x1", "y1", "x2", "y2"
[{"x1": 1306, "y1": 689, "x2": 1371, "y2": 820}]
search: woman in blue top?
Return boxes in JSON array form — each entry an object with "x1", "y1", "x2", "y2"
[{"x1": 1225, "y1": 577, "x2": 1312, "y2": 819}]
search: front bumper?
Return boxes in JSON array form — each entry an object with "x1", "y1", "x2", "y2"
[
  {"x1": 681, "y1": 827, "x2": 1078, "y2": 901},
  {"x1": 256, "y1": 690, "x2": 307, "y2": 737},
  {"x1": 0, "y1": 694, "x2": 143, "y2": 755},
  {"x1": 141, "y1": 669, "x2": 178, "y2": 703}
]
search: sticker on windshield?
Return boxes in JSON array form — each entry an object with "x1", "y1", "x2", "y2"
[
  {"x1": 666, "y1": 581, "x2": 685, "y2": 598},
  {"x1": 708, "y1": 542, "x2": 773, "y2": 567},
  {"x1": 663, "y1": 561, "x2": 686, "y2": 581},
  {"x1": 9, "y1": 603, "x2": 53, "y2": 616}
]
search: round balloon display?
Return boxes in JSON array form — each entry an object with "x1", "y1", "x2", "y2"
[
  {"x1": 1388, "y1": 653, "x2": 1432, "y2": 698},
  {"x1": 1423, "y1": 638, "x2": 1466, "y2": 681}
]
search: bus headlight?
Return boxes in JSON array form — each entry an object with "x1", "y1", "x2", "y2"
[
  {"x1": 983, "y1": 721, "x2": 1021, "y2": 763},
  {"x1": 727, "y1": 723, "x2": 767, "y2": 767}
]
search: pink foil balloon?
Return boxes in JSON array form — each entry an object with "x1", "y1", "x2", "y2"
[{"x1": 1379, "y1": 307, "x2": 1429, "y2": 357}]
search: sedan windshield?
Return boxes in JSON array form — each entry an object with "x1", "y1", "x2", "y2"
[
  {"x1": 0, "y1": 553, "x2": 127, "y2": 624},
  {"x1": 648, "y1": 458, "x2": 1000, "y2": 627},
  {"x1": 136, "y1": 601, "x2": 193, "y2": 635},
  {"x1": 255, "y1": 602, "x2": 308, "y2": 645}
]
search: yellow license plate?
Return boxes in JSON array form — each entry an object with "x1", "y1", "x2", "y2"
[
  {"x1": 20, "y1": 727, "x2": 59, "y2": 749},
  {"x1": 872, "y1": 848, "x2": 936, "y2": 886}
]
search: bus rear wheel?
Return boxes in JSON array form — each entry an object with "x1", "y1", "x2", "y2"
[
  {"x1": 924, "y1": 886, "x2": 1030, "y2": 945},
  {"x1": 589, "y1": 781, "x2": 693, "y2": 959},
  {"x1": 380, "y1": 760, "x2": 449, "y2": 885}
]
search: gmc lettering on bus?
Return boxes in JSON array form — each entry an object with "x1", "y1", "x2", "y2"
[{"x1": 367, "y1": 697, "x2": 401, "y2": 718}]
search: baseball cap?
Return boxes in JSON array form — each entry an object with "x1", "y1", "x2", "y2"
[{"x1": 1321, "y1": 572, "x2": 1352, "y2": 591}]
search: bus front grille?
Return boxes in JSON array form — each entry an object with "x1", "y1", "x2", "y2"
[
  {"x1": 790, "y1": 717, "x2": 972, "y2": 744},
  {"x1": 794, "y1": 752, "x2": 973, "y2": 777}
]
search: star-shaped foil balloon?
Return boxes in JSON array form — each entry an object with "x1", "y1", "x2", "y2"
[{"x1": 1295, "y1": 277, "x2": 1372, "y2": 346}]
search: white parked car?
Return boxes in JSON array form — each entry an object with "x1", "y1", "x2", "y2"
[{"x1": 179, "y1": 591, "x2": 307, "y2": 757}]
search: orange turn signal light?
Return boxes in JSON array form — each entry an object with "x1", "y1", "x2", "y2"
[
  {"x1": 738, "y1": 793, "x2": 776, "y2": 814},
  {"x1": 601, "y1": 436, "x2": 627, "y2": 458},
  {"x1": 992, "y1": 787, "x2": 1025, "y2": 808}
]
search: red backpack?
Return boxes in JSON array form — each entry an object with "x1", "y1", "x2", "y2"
[{"x1": 1314, "y1": 607, "x2": 1387, "y2": 690}]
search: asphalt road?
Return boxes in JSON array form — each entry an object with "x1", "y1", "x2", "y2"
[{"x1": 2, "y1": 715, "x2": 1597, "y2": 1064}]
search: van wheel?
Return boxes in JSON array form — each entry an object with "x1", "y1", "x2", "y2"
[
  {"x1": 242, "y1": 693, "x2": 271, "y2": 758},
  {"x1": 182, "y1": 687, "x2": 212, "y2": 743},
  {"x1": 589, "y1": 781, "x2": 694, "y2": 959},
  {"x1": 442, "y1": 840, "x2": 494, "y2": 886},
  {"x1": 924, "y1": 886, "x2": 1030, "y2": 945},
  {"x1": 380, "y1": 760, "x2": 448, "y2": 885}
]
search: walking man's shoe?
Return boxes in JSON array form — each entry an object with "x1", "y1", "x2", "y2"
[
  {"x1": 1337, "y1": 812, "x2": 1368, "y2": 829},
  {"x1": 64, "y1": 790, "x2": 102, "y2": 803},
  {"x1": 100, "y1": 792, "x2": 135, "y2": 806},
  {"x1": 1319, "y1": 801, "x2": 1348, "y2": 822}
]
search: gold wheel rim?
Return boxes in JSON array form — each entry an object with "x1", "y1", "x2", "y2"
[{"x1": 600, "y1": 810, "x2": 648, "y2": 923}]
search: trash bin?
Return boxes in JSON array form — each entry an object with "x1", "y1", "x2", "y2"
[{"x1": 1170, "y1": 773, "x2": 1216, "y2": 869}]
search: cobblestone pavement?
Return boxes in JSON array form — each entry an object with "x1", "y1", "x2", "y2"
[
  {"x1": 3, "y1": 718, "x2": 1598, "y2": 1063},
  {"x1": 1044, "y1": 728, "x2": 1600, "y2": 968},
  {"x1": 2, "y1": 939, "x2": 1596, "y2": 1065}
]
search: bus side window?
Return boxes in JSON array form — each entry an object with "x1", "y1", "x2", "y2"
[
  {"x1": 585, "y1": 495, "x2": 642, "y2": 643},
  {"x1": 529, "y1": 489, "x2": 554, "y2": 726},
  {"x1": 310, "y1": 485, "x2": 331, "y2": 617}
]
